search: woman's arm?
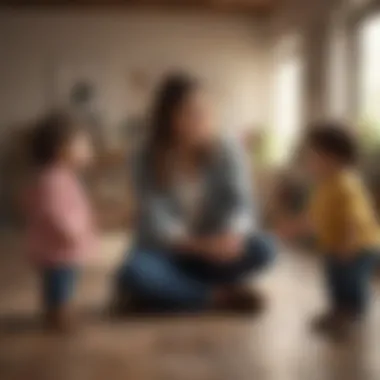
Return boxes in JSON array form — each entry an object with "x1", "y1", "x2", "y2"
[
  {"x1": 142, "y1": 195, "x2": 189, "y2": 244},
  {"x1": 174, "y1": 138, "x2": 255, "y2": 262},
  {"x1": 131, "y1": 150, "x2": 189, "y2": 246},
  {"x1": 222, "y1": 137, "x2": 256, "y2": 235},
  {"x1": 204, "y1": 137, "x2": 255, "y2": 259},
  {"x1": 131, "y1": 144, "x2": 255, "y2": 260},
  {"x1": 175, "y1": 233, "x2": 244, "y2": 262}
]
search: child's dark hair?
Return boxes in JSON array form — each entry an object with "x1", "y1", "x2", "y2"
[
  {"x1": 30, "y1": 111, "x2": 78, "y2": 167},
  {"x1": 305, "y1": 121, "x2": 358, "y2": 165}
]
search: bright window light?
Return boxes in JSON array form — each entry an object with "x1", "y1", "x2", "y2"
[
  {"x1": 272, "y1": 55, "x2": 303, "y2": 165},
  {"x1": 358, "y1": 13, "x2": 380, "y2": 127}
]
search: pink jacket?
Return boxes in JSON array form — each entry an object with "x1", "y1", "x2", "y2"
[{"x1": 24, "y1": 166, "x2": 96, "y2": 267}]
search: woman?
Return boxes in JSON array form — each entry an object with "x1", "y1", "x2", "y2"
[{"x1": 115, "y1": 73, "x2": 276, "y2": 313}]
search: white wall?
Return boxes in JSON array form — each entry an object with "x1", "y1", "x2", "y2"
[
  {"x1": 269, "y1": 0, "x2": 341, "y2": 123},
  {"x1": 0, "y1": 10, "x2": 270, "y2": 145}
]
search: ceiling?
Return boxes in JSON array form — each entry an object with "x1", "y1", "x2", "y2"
[{"x1": 0, "y1": 0, "x2": 276, "y2": 15}]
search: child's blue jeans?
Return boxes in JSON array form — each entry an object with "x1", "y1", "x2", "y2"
[
  {"x1": 41, "y1": 267, "x2": 78, "y2": 308},
  {"x1": 324, "y1": 249, "x2": 378, "y2": 316}
]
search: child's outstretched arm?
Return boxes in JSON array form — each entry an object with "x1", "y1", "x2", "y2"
[{"x1": 275, "y1": 211, "x2": 313, "y2": 244}]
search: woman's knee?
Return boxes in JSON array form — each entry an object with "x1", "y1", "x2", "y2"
[
  {"x1": 116, "y1": 250, "x2": 149, "y2": 291},
  {"x1": 246, "y1": 233, "x2": 277, "y2": 270},
  {"x1": 117, "y1": 248, "x2": 175, "y2": 295},
  {"x1": 116, "y1": 262, "x2": 135, "y2": 293}
]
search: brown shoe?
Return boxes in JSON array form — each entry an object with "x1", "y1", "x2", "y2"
[
  {"x1": 311, "y1": 310, "x2": 338, "y2": 333},
  {"x1": 44, "y1": 306, "x2": 77, "y2": 333},
  {"x1": 212, "y1": 286, "x2": 266, "y2": 314},
  {"x1": 311, "y1": 310, "x2": 356, "y2": 342},
  {"x1": 109, "y1": 291, "x2": 144, "y2": 317}
]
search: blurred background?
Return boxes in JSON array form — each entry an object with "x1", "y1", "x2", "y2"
[
  {"x1": 1, "y1": 0, "x2": 380, "y2": 379},
  {"x1": 2, "y1": 0, "x2": 380, "y2": 232}
]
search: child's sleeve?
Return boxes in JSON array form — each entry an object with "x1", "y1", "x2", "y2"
[
  {"x1": 40, "y1": 174, "x2": 86, "y2": 243},
  {"x1": 337, "y1": 179, "x2": 361, "y2": 223},
  {"x1": 336, "y1": 178, "x2": 363, "y2": 253}
]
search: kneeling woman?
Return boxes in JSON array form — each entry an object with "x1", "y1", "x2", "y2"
[{"x1": 115, "y1": 73, "x2": 276, "y2": 312}]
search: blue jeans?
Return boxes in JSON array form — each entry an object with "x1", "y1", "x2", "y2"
[
  {"x1": 325, "y1": 249, "x2": 378, "y2": 316},
  {"x1": 116, "y1": 234, "x2": 276, "y2": 311},
  {"x1": 41, "y1": 267, "x2": 78, "y2": 308}
]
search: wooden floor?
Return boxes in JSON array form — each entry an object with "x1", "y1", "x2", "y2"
[{"x1": 1, "y1": 232, "x2": 380, "y2": 380}]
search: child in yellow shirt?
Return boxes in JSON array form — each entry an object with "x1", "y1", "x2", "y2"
[{"x1": 280, "y1": 122, "x2": 379, "y2": 337}]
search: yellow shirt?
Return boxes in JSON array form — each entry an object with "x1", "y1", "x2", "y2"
[{"x1": 309, "y1": 170, "x2": 380, "y2": 253}]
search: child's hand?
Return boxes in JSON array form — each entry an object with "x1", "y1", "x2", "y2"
[
  {"x1": 275, "y1": 217, "x2": 297, "y2": 242},
  {"x1": 206, "y1": 235, "x2": 244, "y2": 262},
  {"x1": 275, "y1": 214, "x2": 310, "y2": 243}
]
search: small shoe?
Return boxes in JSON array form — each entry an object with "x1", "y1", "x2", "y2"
[
  {"x1": 44, "y1": 307, "x2": 77, "y2": 334},
  {"x1": 109, "y1": 291, "x2": 144, "y2": 317},
  {"x1": 311, "y1": 311, "x2": 338, "y2": 334},
  {"x1": 311, "y1": 310, "x2": 355, "y2": 342},
  {"x1": 212, "y1": 286, "x2": 266, "y2": 314}
]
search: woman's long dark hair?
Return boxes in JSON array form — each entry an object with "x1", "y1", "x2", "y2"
[{"x1": 147, "y1": 73, "x2": 201, "y2": 185}]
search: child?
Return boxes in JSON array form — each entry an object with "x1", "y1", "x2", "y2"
[
  {"x1": 24, "y1": 112, "x2": 95, "y2": 332},
  {"x1": 279, "y1": 122, "x2": 379, "y2": 338}
]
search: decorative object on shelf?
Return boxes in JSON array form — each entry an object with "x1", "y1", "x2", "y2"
[
  {"x1": 69, "y1": 80, "x2": 105, "y2": 153},
  {"x1": 120, "y1": 68, "x2": 152, "y2": 153},
  {"x1": 53, "y1": 63, "x2": 107, "y2": 152},
  {"x1": 70, "y1": 81, "x2": 95, "y2": 105}
]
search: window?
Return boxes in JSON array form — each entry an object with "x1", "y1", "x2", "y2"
[
  {"x1": 271, "y1": 39, "x2": 303, "y2": 166},
  {"x1": 327, "y1": 7, "x2": 349, "y2": 119},
  {"x1": 357, "y1": 13, "x2": 380, "y2": 147}
]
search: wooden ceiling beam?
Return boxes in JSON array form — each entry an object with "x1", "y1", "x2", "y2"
[{"x1": 0, "y1": 0, "x2": 275, "y2": 15}]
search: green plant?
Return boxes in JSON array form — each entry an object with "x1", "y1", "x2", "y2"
[
  {"x1": 358, "y1": 114, "x2": 380, "y2": 155},
  {"x1": 249, "y1": 129, "x2": 276, "y2": 168}
]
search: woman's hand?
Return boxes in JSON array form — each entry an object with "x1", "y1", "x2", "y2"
[
  {"x1": 176, "y1": 234, "x2": 245, "y2": 262},
  {"x1": 204, "y1": 235, "x2": 245, "y2": 262}
]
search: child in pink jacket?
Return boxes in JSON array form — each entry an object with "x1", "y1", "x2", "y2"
[{"x1": 24, "y1": 112, "x2": 95, "y2": 331}]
